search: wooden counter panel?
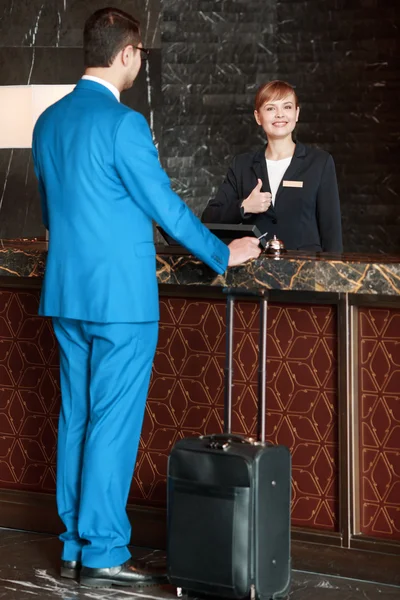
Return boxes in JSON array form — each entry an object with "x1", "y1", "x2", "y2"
[
  {"x1": 0, "y1": 289, "x2": 339, "y2": 531},
  {"x1": 136, "y1": 297, "x2": 339, "y2": 531},
  {"x1": 358, "y1": 307, "x2": 400, "y2": 540}
]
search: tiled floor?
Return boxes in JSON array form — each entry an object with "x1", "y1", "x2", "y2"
[{"x1": 0, "y1": 529, "x2": 399, "y2": 600}]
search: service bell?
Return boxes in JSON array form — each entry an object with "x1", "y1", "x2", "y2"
[{"x1": 265, "y1": 235, "x2": 286, "y2": 256}]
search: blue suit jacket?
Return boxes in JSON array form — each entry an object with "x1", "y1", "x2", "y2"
[{"x1": 32, "y1": 79, "x2": 229, "y2": 323}]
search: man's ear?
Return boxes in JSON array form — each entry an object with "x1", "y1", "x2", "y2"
[{"x1": 121, "y1": 45, "x2": 134, "y2": 66}]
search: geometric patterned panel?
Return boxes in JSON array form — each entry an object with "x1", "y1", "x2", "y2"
[
  {"x1": 0, "y1": 289, "x2": 338, "y2": 532},
  {"x1": 133, "y1": 298, "x2": 339, "y2": 531},
  {"x1": 0, "y1": 289, "x2": 59, "y2": 493},
  {"x1": 359, "y1": 308, "x2": 400, "y2": 540}
]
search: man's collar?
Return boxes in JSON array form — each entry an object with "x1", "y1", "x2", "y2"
[{"x1": 81, "y1": 75, "x2": 120, "y2": 102}]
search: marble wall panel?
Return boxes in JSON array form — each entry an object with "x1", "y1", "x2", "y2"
[
  {"x1": 0, "y1": 43, "x2": 161, "y2": 238},
  {"x1": 0, "y1": 0, "x2": 161, "y2": 48},
  {"x1": 0, "y1": 0, "x2": 399, "y2": 251}
]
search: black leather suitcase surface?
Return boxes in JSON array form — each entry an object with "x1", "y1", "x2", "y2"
[{"x1": 167, "y1": 293, "x2": 291, "y2": 600}]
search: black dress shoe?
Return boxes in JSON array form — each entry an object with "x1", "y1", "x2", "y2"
[
  {"x1": 80, "y1": 560, "x2": 167, "y2": 588},
  {"x1": 60, "y1": 560, "x2": 81, "y2": 579}
]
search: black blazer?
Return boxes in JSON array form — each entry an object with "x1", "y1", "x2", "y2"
[{"x1": 201, "y1": 142, "x2": 343, "y2": 253}]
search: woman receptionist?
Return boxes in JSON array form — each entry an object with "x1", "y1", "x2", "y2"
[{"x1": 201, "y1": 80, "x2": 343, "y2": 253}]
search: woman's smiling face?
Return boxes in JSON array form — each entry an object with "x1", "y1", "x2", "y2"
[{"x1": 254, "y1": 93, "x2": 300, "y2": 139}]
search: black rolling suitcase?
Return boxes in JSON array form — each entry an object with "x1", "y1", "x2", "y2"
[{"x1": 167, "y1": 292, "x2": 292, "y2": 600}]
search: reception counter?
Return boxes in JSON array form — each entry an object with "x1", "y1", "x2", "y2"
[{"x1": 0, "y1": 240, "x2": 399, "y2": 570}]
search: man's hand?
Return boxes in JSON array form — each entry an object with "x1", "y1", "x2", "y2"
[
  {"x1": 241, "y1": 179, "x2": 272, "y2": 214},
  {"x1": 227, "y1": 237, "x2": 261, "y2": 266}
]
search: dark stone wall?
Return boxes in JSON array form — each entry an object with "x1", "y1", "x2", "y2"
[
  {"x1": 1, "y1": 0, "x2": 399, "y2": 253},
  {"x1": 160, "y1": 0, "x2": 400, "y2": 253},
  {"x1": 160, "y1": 0, "x2": 277, "y2": 213},
  {"x1": 275, "y1": 0, "x2": 400, "y2": 252},
  {"x1": 0, "y1": 0, "x2": 161, "y2": 239}
]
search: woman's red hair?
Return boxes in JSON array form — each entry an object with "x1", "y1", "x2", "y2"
[{"x1": 255, "y1": 80, "x2": 299, "y2": 112}]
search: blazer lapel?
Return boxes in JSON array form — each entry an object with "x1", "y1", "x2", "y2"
[
  {"x1": 274, "y1": 142, "x2": 307, "y2": 208},
  {"x1": 252, "y1": 147, "x2": 271, "y2": 192},
  {"x1": 251, "y1": 147, "x2": 277, "y2": 217}
]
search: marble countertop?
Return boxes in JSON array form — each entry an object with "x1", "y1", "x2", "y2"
[{"x1": 1, "y1": 239, "x2": 400, "y2": 296}]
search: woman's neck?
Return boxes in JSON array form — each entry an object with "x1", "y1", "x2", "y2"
[{"x1": 265, "y1": 137, "x2": 296, "y2": 161}]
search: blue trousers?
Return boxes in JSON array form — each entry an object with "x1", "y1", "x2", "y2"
[{"x1": 52, "y1": 318, "x2": 158, "y2": 568}]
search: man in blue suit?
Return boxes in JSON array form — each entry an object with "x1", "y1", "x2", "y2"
[{"x1": 32, "y1": 7, "x2": 260, "y2": 589}]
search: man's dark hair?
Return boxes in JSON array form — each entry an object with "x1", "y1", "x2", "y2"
[{"x1": 83, "y1": 7, "x2": 141, "y2": 68}]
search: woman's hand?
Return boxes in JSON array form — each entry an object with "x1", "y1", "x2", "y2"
[{"x1": 241, "y1": 179, "x2": 272, "y2": 214}]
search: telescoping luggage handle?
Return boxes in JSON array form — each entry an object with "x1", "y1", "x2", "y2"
[
  {"x1": 203, "y1": 288, "x2": 268, "y2": 450},
  {"x1": 224, "y1": 288, "x2": 268, "y2": 444}
]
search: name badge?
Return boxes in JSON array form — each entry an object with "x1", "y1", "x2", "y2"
[{"x1": 283, "y1": 180, "x2": 303, "y2": 188}]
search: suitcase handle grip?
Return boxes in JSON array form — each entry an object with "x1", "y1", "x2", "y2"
[{"x1": 202, "y1": 434, "x2": 254, "y2": 449}]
